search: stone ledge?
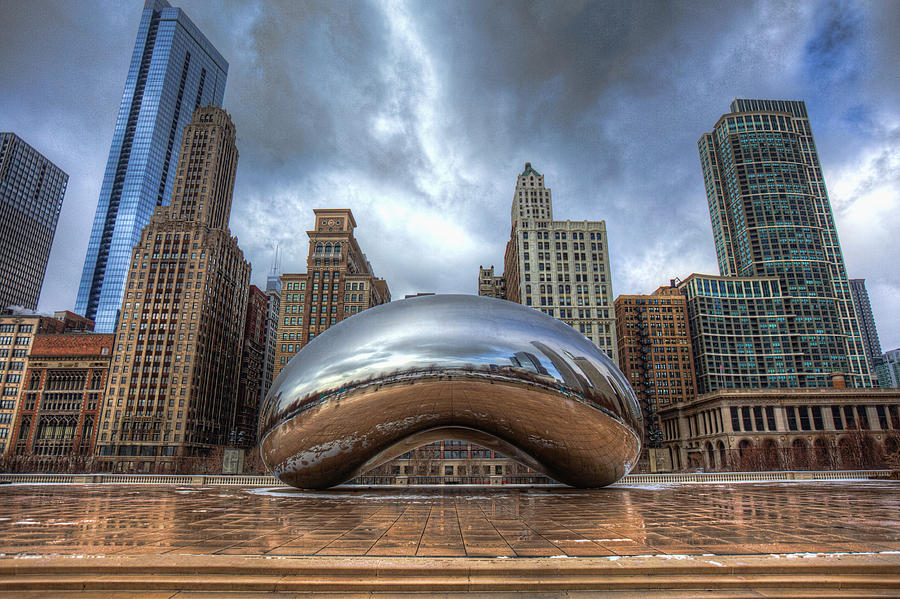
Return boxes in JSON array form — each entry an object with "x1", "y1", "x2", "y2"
[{"x1": 1, "y1": 553, "x2": 899, "y2": 594}]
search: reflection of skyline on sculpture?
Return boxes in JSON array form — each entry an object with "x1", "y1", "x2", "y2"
[
  {"x1": 259, "y1": 295, "x2": 642, "y2": 489},
  {"x1": 261, "y1": 295, "x2": 638, "y2": 431}
]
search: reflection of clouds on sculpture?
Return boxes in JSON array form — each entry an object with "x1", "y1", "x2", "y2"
[{"x1": 259, "y1": 295, "x2": 642, "y2": 489}]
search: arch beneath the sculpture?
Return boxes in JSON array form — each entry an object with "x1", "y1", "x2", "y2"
[{"x1": 353, "y1": 426, "x2": 548, "y2": 480}]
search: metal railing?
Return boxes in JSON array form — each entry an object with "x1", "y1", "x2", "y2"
[{"x1": 0, "y1": 470, "x2": 891, "y2": 486}]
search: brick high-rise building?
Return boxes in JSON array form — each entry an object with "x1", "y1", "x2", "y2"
[
  {"x1": 275, "y1": 209, "x2": 390, "y2": 377},
  {"x1": 76, "y1": 0, "x2": 227, "y2": 332},
  {"x1": 95, "y1": 106, "x2": 250, "y2": 473},
  {"x1": 849, "y1": 279, "x2": 883, "y2": 385},
  {"x1": 501, "y1": 163, "x2": 617, "y2": 361},
  {"x1": 0, "y1": 310, "x2": 91, "y2": 453},
  {"x1": 614, "y1": 285, "x2": 697, "y2": 452},
  {"x1": 232, "y1": 285, "x2": 267, "y2": 448},
  {"x1": 8, "y1": 333, "x2": 114, "y2": 464},
  {"x1": 0, "y1": 133, "x2": 68, "y2": 310},
  {"x1": 698, "y1": 99, "x2": 869, "y2": 387}
]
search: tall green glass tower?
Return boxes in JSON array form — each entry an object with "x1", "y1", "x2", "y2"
[{"x1": 697, "y1": 99, "x2": 870, "y2": 388}]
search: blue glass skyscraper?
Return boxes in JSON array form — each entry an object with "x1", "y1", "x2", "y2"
[{"x1": 76, "y1": 0, "x2": 227, "y2": 331}]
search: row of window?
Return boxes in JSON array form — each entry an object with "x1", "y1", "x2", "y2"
[
  {"x1": 0, "y1": 324, "x2": 33, "y2": 333},
  {"x1": 522, "y1": 230, "x2": 604, "y2": 241}
]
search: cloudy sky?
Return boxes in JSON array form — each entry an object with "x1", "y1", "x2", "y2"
[{"x1": 2, "y1": 0, "x2": 898, "y2": 350}]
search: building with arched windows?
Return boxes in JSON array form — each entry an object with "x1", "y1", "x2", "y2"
[
  {"x1": 659, "y1": 387, "x2": 900, "y2": 471},
  {"x1": 7, "y1": 333, "x2": 113, "y2": 467}
]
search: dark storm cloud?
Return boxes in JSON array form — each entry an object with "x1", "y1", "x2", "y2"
[
  {"x1": 803, "y1": 2, "x2": 862, "y2": 83},
  {"x1": 1, "y1": 0, "x2": 898, "y2": 349}
]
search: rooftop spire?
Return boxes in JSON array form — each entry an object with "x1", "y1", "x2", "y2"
[{"x1": 520, "y1": 162, "x2": 542, "y2": 178}]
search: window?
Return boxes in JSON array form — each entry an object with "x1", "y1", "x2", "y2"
[
  {"x1": 856, "y1": 406, "x2": 870, "y2": 429},
  {"x1": 765, "y1": 406, "x2": 776, "y2": 430},
  {"x1": 877, "y1": 405, "x2": 888, "y2": 429},
  {"x1": 811, "y1": 406, "x2": 824, "y2": 430},
  {"x1": 741, "y1": 407, "x2": 752, "y2": 431},
  {"x1": 730, "y1": 407, "x2": 741, "y2": 432},
  {"x1": 798, "y1": 407, "x2": 811, "y2": 430},
  {"x1": 831, "y1": 406, "x2": 843, "y2": 430},
  {"x1": 753, "y1": 407, "x2": 764, "y2": 431}
]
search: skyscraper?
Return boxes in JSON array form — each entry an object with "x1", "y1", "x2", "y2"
[
  {"x1": 698, "y1": 99, "x2": 870, "y2": 388},
  {"x1": 275, "y1": 209, "x2": 391, "y2": 378},
  {"x1": 0, "y1": 133, "x2": 68, "y2": 310},
  {"x1": 849, "y1": 279, "x2": 883, "y2": 384},
  {"x1": 76, "y1": 0, "x2": 227, "y2": 332},
  {"x1": 876, "y1": 349, "x2": 900, "y2": 389},
  {"x1": 259, "y1": 274, "x2": 282, "y2": 405},
  {"x1": 502, "y1": 163, "x2": 617, "y2": 361},
  {"x1": 95, "y1": 106, "x2": 250, "y2": 473}
]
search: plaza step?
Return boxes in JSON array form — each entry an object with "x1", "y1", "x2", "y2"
[{"x1": 1, "y1": 553, "x2": 900, "y2": 595}]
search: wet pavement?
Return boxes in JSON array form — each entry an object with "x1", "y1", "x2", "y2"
[{"x1": 0, "y1": 482, "x2": 898, "y2": 558}]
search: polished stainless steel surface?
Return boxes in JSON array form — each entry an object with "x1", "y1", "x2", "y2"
[{"x1": 259, "y1": 294, "x2": 642, "y2": 489}]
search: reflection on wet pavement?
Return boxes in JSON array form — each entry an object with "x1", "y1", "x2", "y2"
[{"x1": 0, "y1": 482, "x2": 898, "y2": 558}]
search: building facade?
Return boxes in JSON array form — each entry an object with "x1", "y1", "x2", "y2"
[
  {"x1": 698, "y1": 99, "x2": 869, "y2": 388},
  {"x1": 877, "y1": 349, "x2": 900, "y2": 389},
  {"x1": 259, "y1": 274, "x2": 281, "y2": 404},
  {"x1": 614, "y1": 285, "x2": 697, "y2": 452},
  {"x1": 677, "y1": 273, "x2": 807, "y2": 394},
  {"x1": 0, "y1": 311, "x2": 89, "y2": 453},
  {"x1": 502, "y1": 163, "x2": 617, "y2": 361},
  {"x1": 7, "y1": 333, "x2": 114, "y2": 467},
  {"x1": 477, "y1": 266, "x2": 505, "y2": 299},
  {"x1": 76, "y1": 0, "x2": 227, "y2": 332},
  {"x1": 274, "y1": 209, "x2": 390, "y2": 378},
  {"x1": 660, "y1": 387, "x2": 900, "y2": 472},
  {"x1": 849, "y1": 279, "x2": 883, "y2": 384},
  {"x1": 95, "y1": 106, "x2": 250, "y2": 473},
  {"x1": 0, "y1": 133, "x2": 68, "y2": 310},
  {"x1": 233, "y1": 285, "x2": 266, "y2": 448},
  {"x1": 369, "y1": 441, "x2": 540, "y2": 484}
]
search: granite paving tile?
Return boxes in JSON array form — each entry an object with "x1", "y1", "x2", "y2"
[{"x1": 0, "y1": 481, "x2": 897, "y2": 559}]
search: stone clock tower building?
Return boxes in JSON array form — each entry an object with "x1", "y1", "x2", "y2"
[{"x1": 275, "y1": 209, "x2": 390, "y2": 378}]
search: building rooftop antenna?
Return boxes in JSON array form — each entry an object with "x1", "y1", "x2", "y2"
[{"x1": 271, "y1": 243, "x2": 281, "y2": 276}]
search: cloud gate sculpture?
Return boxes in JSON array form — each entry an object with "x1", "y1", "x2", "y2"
[{"x1": 258, "y1": 294, "x2": 642, "y2": 489}]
